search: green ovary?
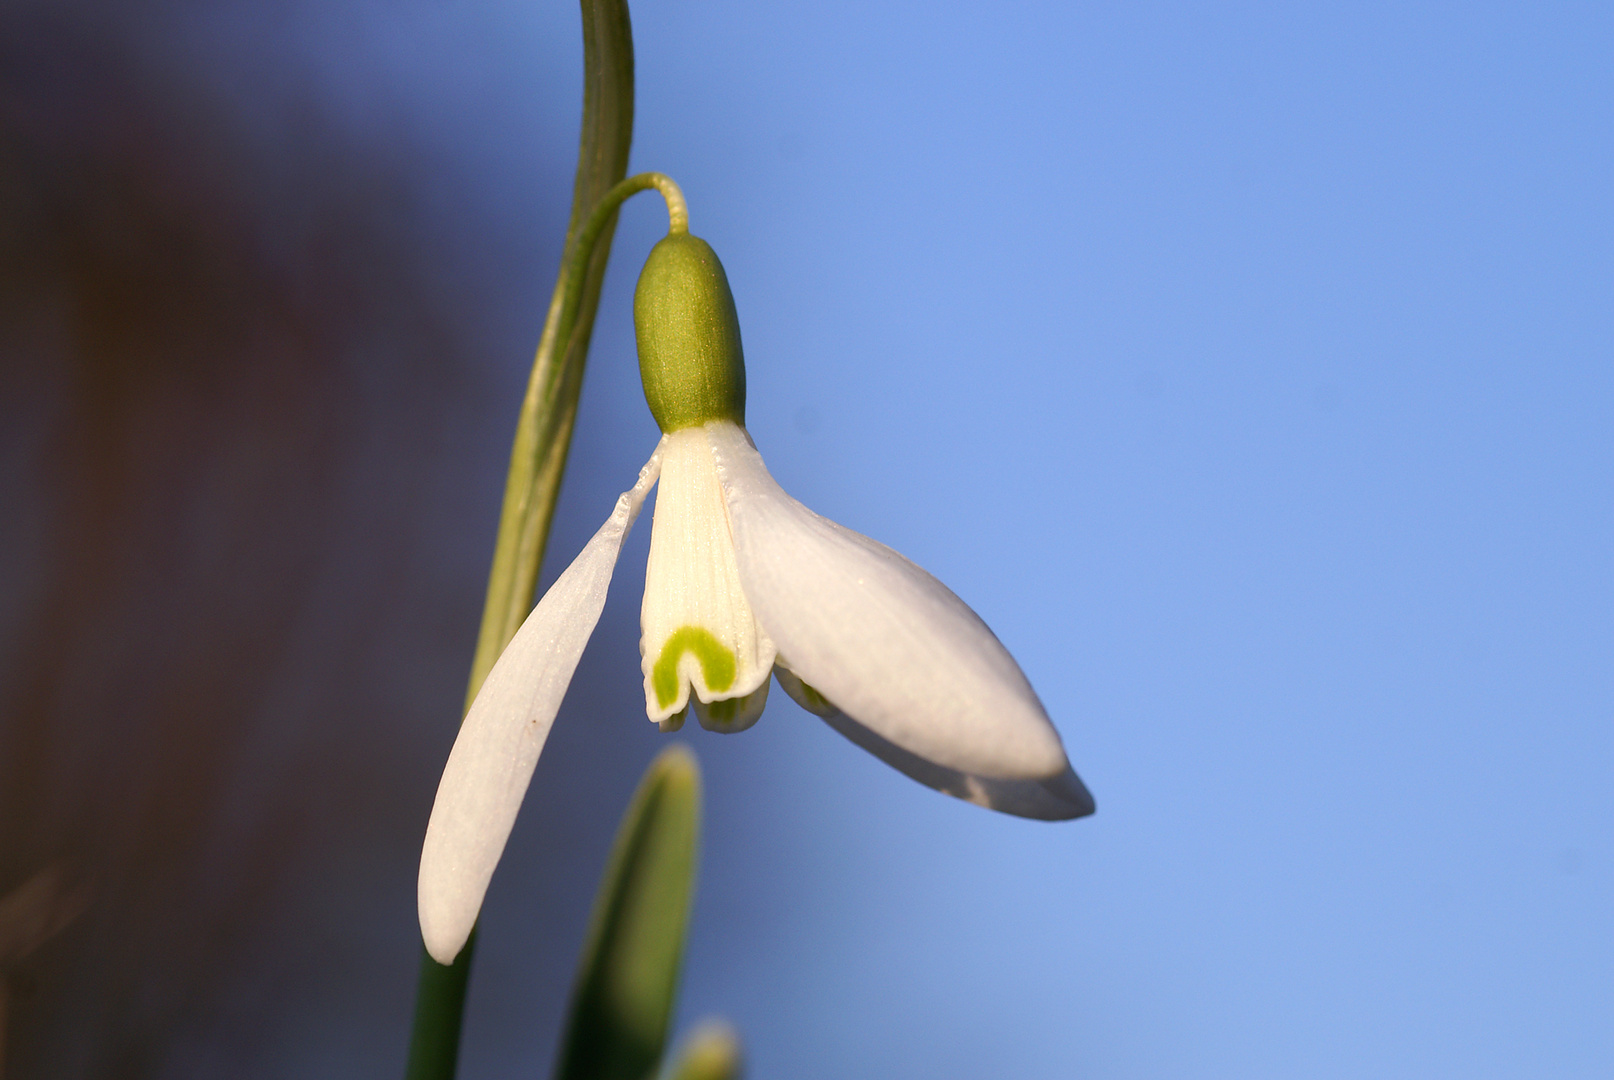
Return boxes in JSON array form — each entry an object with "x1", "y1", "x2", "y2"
[{"x1": 653, "y1": 626, "x2": 737, "y2": 709}]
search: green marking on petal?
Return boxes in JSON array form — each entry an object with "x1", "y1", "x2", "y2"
[{"x1": 653, "y1": 626, "x2": 737, "y2": 708}]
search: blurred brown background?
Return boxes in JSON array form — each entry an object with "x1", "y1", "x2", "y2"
[{"x1": 0, "y1": 3, "x2": 665, "y2": 1075}]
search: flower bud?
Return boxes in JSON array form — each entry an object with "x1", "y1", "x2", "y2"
[{"x1": 634, "y1": 232, "x2": 746, "y2": 432}]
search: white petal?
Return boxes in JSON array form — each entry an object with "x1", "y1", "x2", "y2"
[
  {"x1": 418, "y1": 443, "x2": 664, "y2": 965},
  {"x1": 776, "y1": 665, "x2": 1093, "y2": 820},
  {"x1": 640, "y1": 426, "x2": 776, "y2": 722},
  {"x1": 707, "y1": 421, "x2": 1074, "y2": 785}
]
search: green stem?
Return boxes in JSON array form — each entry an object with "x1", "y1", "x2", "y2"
[
  {"x1": 463, "y1": 5, "x2": 640, "y2": 714},
  {"x1": 404, "y1": 1, "x2": 634, "y2": 1076},
  {"x1": 555, "y1": 173, "x2": 687, "y2": 355},
  {"x1": 467, "y1": 169, "x2": 681, "y2": 713},
  {"x1": 403, "y1": 930, "x2": 475, "y2": 1080}
]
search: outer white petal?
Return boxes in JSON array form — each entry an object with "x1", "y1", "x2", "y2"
[
  {"x1": 775, "y1": 665, "x2": 1093, "y2": 820},
  {"x1": 418, "y1": 442, "x2": 664, "y2": 965},
  {"x1": 706, "y1": 421, "x2": 1079, "y2": 789}
]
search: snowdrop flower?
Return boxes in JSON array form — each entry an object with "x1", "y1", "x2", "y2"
[{"x1": 419, "y1": 225, "x2": 1093, "y2": 965}]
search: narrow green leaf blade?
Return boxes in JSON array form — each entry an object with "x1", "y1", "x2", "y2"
[
  {"x1": 554, "y1": 746, "x2": 702, "y2": 1080},
  {"x1": 404, "y1": 3, "x2": 635, "y2": 1078},
  {"x1": 466, "y1": 0, "x2": 636, "y2": 704}
]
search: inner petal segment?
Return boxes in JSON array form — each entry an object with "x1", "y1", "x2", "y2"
[{"x1": 641, "y1": 424, "x2": 776, "y2": 722}]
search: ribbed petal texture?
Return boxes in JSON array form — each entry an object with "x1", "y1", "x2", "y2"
[{"x1": 640, "y1": 426, "x2": 776, "y2": 722}]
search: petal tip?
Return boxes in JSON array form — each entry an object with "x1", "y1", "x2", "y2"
[
  {"x1": 417, "y1": 877, "x2": 472, "y2": 966},
  {"x1": 1033, "y1": 765, "x2": 1096, "y2": 821}
]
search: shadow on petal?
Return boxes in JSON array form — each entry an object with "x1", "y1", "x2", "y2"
[{"x1": 775, "y1": 667, "x2": 1094, "y2": 821}]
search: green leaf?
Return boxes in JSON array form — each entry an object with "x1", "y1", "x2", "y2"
[
  {"x1": 465, "y1": 0, "x2": 636, "y2": 708},
  {"x1": 405, "y1": 2, "x2": 634, "y2": 1078},
  {"x1": 554, "y1": 746, "x2": 702, "y2": 1080}
]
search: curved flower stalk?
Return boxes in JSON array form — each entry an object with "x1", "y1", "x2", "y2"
[{"x1": 419, "y1": 180, "x2": 1094, "y2": 966}]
